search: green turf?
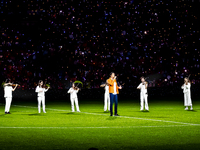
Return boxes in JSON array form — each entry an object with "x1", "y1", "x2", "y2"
[{"x1": 0, "y1": 100, "x2": 200, "y2": 150}]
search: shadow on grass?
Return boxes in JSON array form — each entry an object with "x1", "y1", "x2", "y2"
[
  {"x1": 141, "y1": 111, "x2": 150, "y2": 113},
  {"x1": 59, "y1": 112, "x2": 81, "y2": 115},
  {"x1": 93, "y1": 112, "x2": 110, "y2": 114},
  {"x1": 106, "y1": 116, "x2": 117, "y2": 120},
  {"x1": 28, "y1": 113, "x2": 42, "y2": 116},
  {"x1": 187, "y1": 110, "x2": 197, "y2": 112},
  {"x1": 134, "y1": 111, "x2": 150, "y2": 113},
  {"x1": 103, "y1": 111, "x2": 110, "y2": 113}
]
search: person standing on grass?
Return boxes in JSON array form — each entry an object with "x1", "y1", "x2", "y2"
[
  {"x1": 107, "y1": 72, "x2": 122, "y2": 116},
  {"x1": 67, "y1": 83, "x2": 80, "y2": 112},
  {"x1": 137, "y1": 77, "x2": 149, "y2": 111},
  {"x1": 181, "y1": 77, "x2": 193, "y2": 110},
  {"x1": 35, "y1": 80, "x2": 49, "y2": 113},
  {"x1": 4, "y1": 79, "x2": 18, "y2": 114},
  {"x1": 100, "y1": 81, "x2": 110, "y2": 112},
  {"x1": 104, "y1": 81, "x2": 110, "y2": 112}
]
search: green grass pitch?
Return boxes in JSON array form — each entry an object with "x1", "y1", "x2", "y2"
[{"x1": 0, "y1": 99, "x2": 200, "y2": 150}]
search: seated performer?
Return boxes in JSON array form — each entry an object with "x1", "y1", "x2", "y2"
[
  {"x1": 67, "y1": 83, "x2": 80, "y2": 112},
  {"x1": 35, "y1": 80, "x2": 50, "y2": 113},
  {"x1": 137, "y1": 77, "x2": 149, "y2": 111},
  {"x1": 4, "y1": 79, "x2": 18, "y2": 114},
  {"x1": 181, "y1": 77, "x2": 193, "y2": 110}
]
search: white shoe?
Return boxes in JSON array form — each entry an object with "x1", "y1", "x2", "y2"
[
  {"x1": 185, "y1": 107, "x2": 188, "y2": 110},
  {"x1": 38, "y1": 112, "x2": 41, "y2": 113},
  {"x1": 140, "y1": 109, "x2": 143, "y2": 111},
  {"x1": 43, "y1": 111, "x2": 46, "y2": 113},
  {"x1": 190, "y1": 107, "x2": 193, "y2": 110},
  {"x1": 72, "y1": 111, "x2": 75, "y2": 112},
  {"x1": 77, "y1": 110, "x2": 81, "y2": 112}
]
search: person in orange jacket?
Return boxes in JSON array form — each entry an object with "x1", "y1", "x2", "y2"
[{"x1": 107, "y1": 72, "x2": 122, "y2": 116}]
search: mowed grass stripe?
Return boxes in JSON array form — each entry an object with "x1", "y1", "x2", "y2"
[{"x1": 4, "y1": 104, "x2": 200, "y2": 126}]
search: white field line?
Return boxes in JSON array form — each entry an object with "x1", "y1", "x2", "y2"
[
  {"x1": 81, "y1": 112, "x2": 200, "y2": 126},
  {"x1": 0, "y1": 125, "x2": 199, "y2": 129},
  {"x1": 1, "y1": 104, "x2": 200, "y2": 126}
]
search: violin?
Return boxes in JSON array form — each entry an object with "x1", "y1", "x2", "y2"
[
  {"x1": 142, "y1": 81, "x2": 148, "y2": 85},
  {"x1": 42, "y1": 80, "x2": 50, "y2": 89},
  {"x1": 5, "y1": 83, "x2": 20, "y2": 86},
  {"x1": 73, "y1": 86, "x2": 79, "y2": 90},
  {"x1": 12, "y1": 84, "x2": 20, "y2": 86},
  {"x1": 42, "y1": 84, "x2": 50, "y2": 89}
]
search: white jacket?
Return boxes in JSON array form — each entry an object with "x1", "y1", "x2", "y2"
[
  {"x1": 35, "y1": 86, "x2": 48, "y2": 97},
  {"x1": 68, "y1": 88, "x2": 78, "y2": 99},
  {"x1": 181, "y1": 83, "x2": 191, "y2": 94},
  {"x1": 4, "y1": 86, "x2": 13, "y2": 98},
  {"x1": 137, "y1": 83, "x2": 148, "y2": 94}
]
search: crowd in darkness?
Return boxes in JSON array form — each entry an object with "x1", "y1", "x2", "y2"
[{"x1": 0, "y1": 0, "x2": 200, "y2": 90}]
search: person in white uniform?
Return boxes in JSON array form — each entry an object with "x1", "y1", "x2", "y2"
[
  {"x1": 181, "y1": 77, "x2": 193, "y2": 110},
  {"x1": 100, "y1": 81, "x2": 110, "y2": 112},
  {"x1": 35, "y1": 80, "x2": 49, "y2": 113},
  {"x1": 104, "y1": 83, "x2": 110, "y2": 112},
  {"x1": 137, "y1": 77, "x2": 149, "y2": 111},
  {"x1": 4, "y1": 79, "x2": 18, "y2": 114},
  {"x1": 67, "y1": 83, "x2": 80, "y2": 112}
]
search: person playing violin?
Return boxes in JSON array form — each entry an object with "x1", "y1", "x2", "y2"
[
  {"x1": 67, "y1": 82, "x2": 80, "y2": 112},
  {"x1": 137, "y1": 76, "x2": 149, "y2": 111},
  {"x1": 4, "y1": 79, "x2": 18, "y2": 114},
  {"x1": 35, "y1": 80, "x2": 50, "y2": 113},
  {"x1": 181, "y1": 77, "x2": 193, "y2": 110}
]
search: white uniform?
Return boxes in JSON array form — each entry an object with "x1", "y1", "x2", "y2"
[
  {"x1": 4, "y1": 86, "x2": 13, "y2": 112},
  {"x1": 181, "y1": 83, "x2": 192, "y2": 107},
  {"x1": 104, "y1": 85, "x2": 110, "y2": 111},
  {"x1": 35, "y1": 86, "x2": 48, "y2": 113},
  {"x1": 67, "y1": 88, "x2": 80, "y2": 112},
  {"x1": 137, "y1": 82, "x2": 149, "y2": 111}
]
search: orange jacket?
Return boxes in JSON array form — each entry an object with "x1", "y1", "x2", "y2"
[{"x1": 107, "y1": 78, "x2": 119, "y2": 94}]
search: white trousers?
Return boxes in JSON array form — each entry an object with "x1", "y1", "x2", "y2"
[
  {"x1": 5, "y1": 97, "x2": 12, "y2": 112},
  {"x1": 38, "y1": 96, "x2": 45, "y2": 113},
  {"x1": 70, "y1": 97, "x2": 80, "y2": 112},
  {"x1": 184, "y1": 92, "x2": 192, "y2": 106},
  {"x1": 104, "y1": 92, "x2": 110, "y2": 111},
  {"x1": 140, "y1": 93, "x2": 149, "y2": 110}
]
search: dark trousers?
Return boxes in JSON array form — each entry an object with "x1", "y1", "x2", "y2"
[{"x1": 110, "y1": 93, "x2": 118, "y2": 116}]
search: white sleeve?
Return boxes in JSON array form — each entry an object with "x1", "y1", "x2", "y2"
[
  {"x1": 181, "y1": 84, "x2": 184, "y2": 89},
  {"x1": 137, "y1": 83, "x2": 141, "y2": 89},
  {"x1": 44, "y1": 88, "x2": 48, "y2": 92},
  {"x1": 35, "y1": 86, "x2": 39, "y2": 93},
  {"x1": 67, "y1": 88, "x2": 72, "y2": 93}
]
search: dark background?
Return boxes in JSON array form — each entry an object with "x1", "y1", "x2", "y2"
[{"x1": 1, "y1": 0, "x2": 200, "y2": 100}]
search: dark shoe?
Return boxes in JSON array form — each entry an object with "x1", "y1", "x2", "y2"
[
  {"x1": 110, "y1": 114, "x2": 113, "y2": 116},
  {"x1": 115, "y1": 114, "x2": 120, "y2": 116},
  {"x1": 5, "y1": 112, "x2": 7, "y2": 114},
  {"x1": 7, "y1": 112, "x2": 11, "y2": 114}
]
